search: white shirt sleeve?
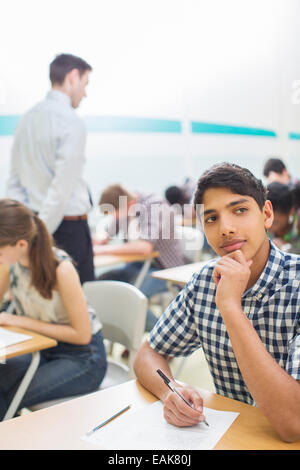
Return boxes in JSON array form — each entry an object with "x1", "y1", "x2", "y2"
[
  {"x1": 6, "y1": 129, "x2": 29, "y2": 205},
  {"x1": 38, "y1": 119, "x2": 87, "y2": 233}
]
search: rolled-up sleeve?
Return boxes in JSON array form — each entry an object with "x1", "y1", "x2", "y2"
[{"x1": 286, "y1": 334, "x2": 300, "y2": 380}]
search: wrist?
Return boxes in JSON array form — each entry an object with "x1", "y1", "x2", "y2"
[{"x1": 219, "y1": 301, "x2": 243, "y2": 318}]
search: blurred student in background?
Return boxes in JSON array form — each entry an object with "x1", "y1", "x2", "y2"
[
  {"x1": 267, "y1": 182, "x2": 300, "y2": 254},
  {"x1": 165, "y1": 177, "x2": 196, "y2": 213},
  {"x1": 94, "y1": 184, "x2": 186, "y2": 331},
  {"x1": 0, "y1": 199, "x2": 107, "y2": 420},
  {"x1": 263, "y1": 157, "x2": 299, "y2": 188}
]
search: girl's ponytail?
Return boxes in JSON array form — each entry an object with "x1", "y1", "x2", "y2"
[{"x1": 29, "y1": 215, "x2": 58, "y2": 299}]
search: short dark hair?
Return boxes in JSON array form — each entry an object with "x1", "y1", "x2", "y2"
[
  {"x1": 266, "y1": 182, "x2": 293, "y2": 213},
  {"x1": 165, "y1": 186, "x2": 185, "y2": 206},
  {"x1": 194, "y1": 162, "x2": 267, "y2": 211},
  {"x1": 263, "y1": 158, "x2": 286, "y2": 177},
  {"x1": 49, "y1": 53, "x2": 92, "y2": 85}
]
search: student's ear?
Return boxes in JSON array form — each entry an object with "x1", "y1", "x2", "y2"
[
  {"x1": 16, "y1": 240, "x2": 28, "y2": 250},
  {"x1": 263, "y1": 200, "x2": 274, "y2": 230}
]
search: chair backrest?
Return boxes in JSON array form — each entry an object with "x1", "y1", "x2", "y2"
[
  {"x1": 175, "y1": 226, "x2": 204, "y2": 263},
  {"x1": 83, "y1": 280, "x2": 147, "y2": 376}
]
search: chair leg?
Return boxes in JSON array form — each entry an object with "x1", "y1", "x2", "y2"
[{"x1": 3, "y1": 351, "x2": 40, "y2": 420}]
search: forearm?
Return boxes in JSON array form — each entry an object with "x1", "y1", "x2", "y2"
[
  {"x1": 221, "y1": 303, "x2": 300, "y2": 442},
  {"x1": 10, "y1": 314, "x2": 91, "y2": 345},
  {"x1": 134, "y1": 341, "x2": 206, "y2": 427},
  {"x1": 133, "y1": 341, "x2": 174, "y2": 401}
]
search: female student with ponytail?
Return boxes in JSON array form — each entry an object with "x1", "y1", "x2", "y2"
[{"x1": 0, "y1": 199, "x2": 107, "y2": 420}]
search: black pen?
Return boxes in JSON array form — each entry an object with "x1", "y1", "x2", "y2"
[{"x1": 156, "y1": 369, "x2": 209, "y2": 426}]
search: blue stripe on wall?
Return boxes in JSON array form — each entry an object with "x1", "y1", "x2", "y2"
[
  {"x1": 0, "y1": 115, "x2": 182, "y2": 135},
  {"x1": 0, "y1": 115, "x2": 289, "y2": 138},
  {"x1": 191, "y1": 121, "x2": 277, "y2": 137},
  {"x1": 289, "y1": 132, "x2": 300, "y2": 140},
  {"x1": 0, "y1": 115, "x2": 20, "y2": 136},
  {"x1": 85, "y1": 116, "x2": 182, "y2": 133}
]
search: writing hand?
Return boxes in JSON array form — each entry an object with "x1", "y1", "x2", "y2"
[{"x1": 163, "y1": 384, "x2": 206, "y2": 427}]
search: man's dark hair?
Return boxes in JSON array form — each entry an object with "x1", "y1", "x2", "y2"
[
  {"x1": 165, "y1": 186, "x2": 185, "y2": 206},
  {"x1": 194, "y1": 162, "x2": 267, "y2": 211},
  {"x1": 266, "y1": 182, "x2": 293, "y2": 213},
  {"x1": 263, "y1": 157, "x2": 286, "y2": 177},
  {"x1": 50, "y1": 53, "x2": 92, "y2": 85}
]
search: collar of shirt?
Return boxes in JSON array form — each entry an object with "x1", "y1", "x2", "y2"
[
  {"x1": 46, "y1": 89, "x2": 72, "y2": 108},
  {"x1": 243, "y1": 240, "x2": 289, "y2": 301}
]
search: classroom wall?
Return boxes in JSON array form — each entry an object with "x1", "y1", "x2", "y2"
[{"x1": 0, "y1": 0, "x2": 300, "y2": 211}]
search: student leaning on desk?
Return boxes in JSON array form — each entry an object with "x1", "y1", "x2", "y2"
[
  {"x1": 0, "y1": 199, "x2": 107, "y2": 420},
  {"x1": 134, "y1": 163, "x2": 300, "y2": 443}
]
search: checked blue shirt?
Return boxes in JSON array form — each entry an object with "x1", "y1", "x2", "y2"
[{"x1": 149, "y1": 241, "x2": 300, "y2": 405}]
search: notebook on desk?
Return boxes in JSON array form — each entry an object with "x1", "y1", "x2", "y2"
[{"x1": 0, "y1": 327, "x2": 32, "y2": 349}]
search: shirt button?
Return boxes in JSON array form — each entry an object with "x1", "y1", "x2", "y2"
[{"x1": 255, "y1": 293, "x2": 262, "y2": 300}]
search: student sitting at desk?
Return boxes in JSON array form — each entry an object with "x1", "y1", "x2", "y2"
[
  {"x1": 94, "y1": 184, "x2": 186, "y2": 331},
  {"x1": 0, "y1": 199, "x2": 107, "y2": 420},
  {"x1": 134, "y1": 163, "x2": 300, "y2": 443}
]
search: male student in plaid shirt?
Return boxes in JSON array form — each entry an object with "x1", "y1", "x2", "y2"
[{"x1": 134, "y1": 163, "x2": 300, "y2": 443}]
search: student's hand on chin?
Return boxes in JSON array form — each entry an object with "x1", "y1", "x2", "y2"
[
  {"x1": 163, "y1": 385, "x2": 205, "y2": 427},
  {"x1": 213, "y1": 249, "x2": 253, "y2": 310}
]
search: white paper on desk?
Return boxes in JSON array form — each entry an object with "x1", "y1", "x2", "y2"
[
  {"x1": 81, "y1": 401, "x2": 239, "y2": 450},
  {"x1": 0, "y1": 327, "x2": 32, "y2": 349}
]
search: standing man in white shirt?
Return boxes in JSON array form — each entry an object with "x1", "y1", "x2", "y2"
[{"x1": 6, "y1": 53, "x2": 94, "y2": 283}]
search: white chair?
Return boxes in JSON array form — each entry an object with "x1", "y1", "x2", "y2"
[
  {"x1": 83, "y1": 280, "x2": 147, "y2": 385},
  {"x1": 29, "y1": 281, "x2": 147, "y2": 411}
]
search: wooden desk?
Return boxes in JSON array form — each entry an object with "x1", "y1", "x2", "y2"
[
  {"x1": 0, "y1": 379, "x2": 298, "y2": 450},
  {"x1": 94, "y1": 251, "x2": 159, "y2": 268},
  {"x1": 0, "y1": 326, "x2": 57, "y2": 421},
  {"x1": 152, "y1": 261, "x2": 207, "y2": 286},
  {"x1": 94, "y1": 251, "x2": 159, "y2": 289}
]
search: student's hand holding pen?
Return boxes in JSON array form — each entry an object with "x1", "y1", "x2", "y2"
[{"x1": 157, "y1": 370, "x2": 207, "y2": 427}]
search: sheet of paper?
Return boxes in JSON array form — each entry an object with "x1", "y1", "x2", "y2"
[
  {"x1": 82, "y1": 401, "x2": 239, "y2": 450},
  {"x1": 0, "y1": 327, "x2": 32, "y2": 349}
]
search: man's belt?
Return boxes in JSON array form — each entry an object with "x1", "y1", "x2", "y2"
[{"x1": 63, "y1": 214, "x2": 88, "y2": 221}]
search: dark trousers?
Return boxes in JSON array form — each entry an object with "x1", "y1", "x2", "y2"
[
  {"x1": 0, "y1": 331, "x2": 107, "y2": 420},
  {"x1": 53, "y1": 219, "x2": 95, "y2": 284}
]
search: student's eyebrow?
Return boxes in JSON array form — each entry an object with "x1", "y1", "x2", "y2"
[{"x1": 201, "y1": 198, "x2": 250, "y2": 216}]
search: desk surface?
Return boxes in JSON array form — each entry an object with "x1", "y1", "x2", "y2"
[
  {"x1": 0, "y1": 379, "x2": 298, "y2": 450},
  {"x1": 94, "y1": 251, "x2": 159, "y2": 268},
  {"x1": 0, "y1": 326, "x2": 57, "y2": 360},
  {"x1": 152, "y1": 261, "x2": 207, "y2": 285}
]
